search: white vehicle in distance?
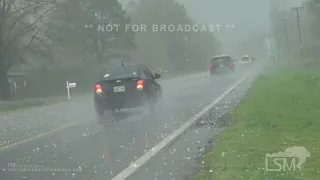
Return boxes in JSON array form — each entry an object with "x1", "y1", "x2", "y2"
[{"x1": 238, "y1": 55, "x2": 252, "y2": 66}]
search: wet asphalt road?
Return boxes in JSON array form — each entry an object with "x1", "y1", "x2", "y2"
[{"x1": 0, "y1": 65, "x2": 260, "y2": 180}]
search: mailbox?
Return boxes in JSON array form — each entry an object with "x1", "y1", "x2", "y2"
[
  {"x1": 66, "y1": 81, "x2": 77, "y2": 100},
  {"x1": 68, "y1": 83, "x2": 76, "y2": 88}
]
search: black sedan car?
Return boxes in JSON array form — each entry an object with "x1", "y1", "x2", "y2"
[
  {"x1": 94, "y1": 64, "x2": 162, "y2": 117},
  {"x1": 210, "y1": 55, "x2": 235, "y2": 75}
]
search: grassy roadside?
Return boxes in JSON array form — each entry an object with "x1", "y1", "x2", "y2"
[
  {"x1": 0, "y1": 100, "x2": 48, "y2": 114},
  {"x1": 195, "y1": 65, "x2": 320, "y2": 180},
  {"x1": 0, "y1": 97, "x2": 68, "y2": 115},
  {"x1": 0, "y1": 70, "x2": 205, "y2": 114}
]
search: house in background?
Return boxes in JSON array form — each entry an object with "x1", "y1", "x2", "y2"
[{"x1": 7, "y1": 65, "x2": 28, "y2": 98}]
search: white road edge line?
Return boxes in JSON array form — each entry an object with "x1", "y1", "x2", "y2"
[{"x1": 111, "y1": 75, "x2": 248, "y2": 180}]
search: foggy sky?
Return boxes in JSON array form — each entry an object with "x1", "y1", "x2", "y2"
[
  {"x1": 120, "y1": 0, "x2": 305, "y2": 55},
  {"x1": 180, "y1": 0, "x2": 304, "y2": 28},
  {"x1": 180, "y1": 0, "x2": 305, "y2": 54}
]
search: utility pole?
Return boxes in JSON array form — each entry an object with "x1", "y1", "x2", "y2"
[
  {"x1": 282, "y1": 19, "x2": 289, "y2": 55},
  {"x1": 281, "y1": 19, "x2": 290, "y2": 65},
  {"x1": 275, "y1": 35, "x2": 280, "y2": 66},
  {"x1": 291, "y1": 7, "x2": 304, "y2": 61}
]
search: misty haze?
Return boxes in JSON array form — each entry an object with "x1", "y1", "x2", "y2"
[{"x1": 0, "y1": 0, "x2": 319, "y2": 179}]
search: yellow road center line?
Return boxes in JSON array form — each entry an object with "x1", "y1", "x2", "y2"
[{"x1": 0, "y1": 122, "x2": 76, "y2": 152}]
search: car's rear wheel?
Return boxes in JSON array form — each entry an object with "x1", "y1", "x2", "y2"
[
  {"x1": 148, "y1": 94, "x2": 156, "y2": 112},
  {"x1": 95, "y1": 105, "x2": 106, "y2": 124},
  {"x1": 157, "y1": 89, "x2": 162, "y2": 100},
  {"x1": 105, "y1": 108, "x2": 116, "y2": 117},
  {"x1": 95, "y1": 104, "x2": 104, "y2": 117}
]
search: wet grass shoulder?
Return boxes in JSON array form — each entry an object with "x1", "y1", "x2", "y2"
[
  {"x1": 0, "y1": 98, "x2": 60, "y2": 115},
  {"x1": 195, "y1": 66, "x2": 320, "y2": 180}
]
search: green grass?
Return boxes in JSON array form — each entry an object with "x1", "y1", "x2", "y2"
[
  {"x1": 195, "y1": 67, "x2": 320, "y2": 180},
  {"x1": 0, "y1": 97, "x2": 66, "y2": 114},
  {"x1": 0, "y1": 100, "x2": 48, "y2": 113}
]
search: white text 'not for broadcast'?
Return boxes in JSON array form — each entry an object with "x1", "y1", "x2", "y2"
[{"x1": 84, "y1": 24, "x2": 236, "y2": 32}]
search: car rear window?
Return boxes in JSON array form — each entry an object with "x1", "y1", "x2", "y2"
[
  {"x1": 240, "y1": 57, "x2": 250, "y2": 62},
  {"x1": 101, "y1": 66, "x2": 140, "y2": 80},
  {"x1": 211, "y1": 57, "x2": 231, "y2": 64}
]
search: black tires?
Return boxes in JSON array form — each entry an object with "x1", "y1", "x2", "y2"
[
  {"x1": 95, "y1": 104, "x2": 105, "y2": 124},
  {"x1": 95, "y1": 104, "x2": 104, "y2": 117},
  {"x1": 106, "y1": 108, "x2": 116, "y2": 116},
  {"x1": 149, "y1": 94, "x2": 155, "y2": 110},
  {"x1": 95, "y1": 103, "x2": 117, "y2": 123},
  {"x1": 156, "y1": 88, "x2": 162, "y2": 100},
  {"x1": 149, "y1": 89, "x2": 163, "y2": 115}
]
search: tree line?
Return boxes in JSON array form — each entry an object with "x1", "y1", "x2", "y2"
[{"x1": 0, "y1": 0, "x2": 220, "y2": 100}]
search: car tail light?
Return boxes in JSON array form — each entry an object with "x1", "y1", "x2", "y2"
[
  {"x1": 229, "y1": 62, "x2": 233, "y2": 68},
  {"x1": 210, "y1": 64, "x2": 213, "y2": 70},
  {"x1": 136, "y1": 80, "x2": 144, "y2": 90},
  {"x1": 95, "y1": 83, "x2": 103, "y2": 94}
]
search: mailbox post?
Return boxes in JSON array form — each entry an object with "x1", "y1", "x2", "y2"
[{"x1": 66, "y1": 81, "x2": 77, "y2": 100}]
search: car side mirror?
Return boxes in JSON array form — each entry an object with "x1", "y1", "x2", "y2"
[{"x1": 154, "y1": 73, "x2": 161, "y2": 79}]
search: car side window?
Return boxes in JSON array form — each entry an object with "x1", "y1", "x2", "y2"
[
  {"x1": 143, "y1": 66, "x2": 154, "y2": 79},
  {"x1": 139, "y1": 66, "x2": 147, "y2": 79}
]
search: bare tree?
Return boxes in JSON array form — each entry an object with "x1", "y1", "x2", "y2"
[{"x1": 0, "y1": 0, "x2": 56, "y2": 100}]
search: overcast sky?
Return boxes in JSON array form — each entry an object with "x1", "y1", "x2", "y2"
[
  {"x1": 180, "y1": 0, "x2": 305, "y2": 53},
  {"x1": 120, "y1": 0, "x2": 305, "y2": 54}
]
